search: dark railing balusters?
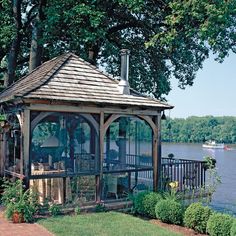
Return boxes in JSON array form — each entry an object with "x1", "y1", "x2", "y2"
[
  {"x1": 102, "y1": 154, "x2": 207, "y2": 192},
  {"x1": 161, "y1": 157, "x2": 207, "y2": 192}
]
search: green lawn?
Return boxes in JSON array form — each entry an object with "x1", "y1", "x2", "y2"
[{"x1": 38, "y1": 212, "x2": 182, "y2": 236}]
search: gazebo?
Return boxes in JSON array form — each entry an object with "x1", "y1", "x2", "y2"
[{"x1": 0, "y1": 50, "x2": 173, "y2": 205}]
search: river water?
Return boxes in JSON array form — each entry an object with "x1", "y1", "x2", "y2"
[{"x1": 162, "y1": 143, "x2": 236, "y2": 215}]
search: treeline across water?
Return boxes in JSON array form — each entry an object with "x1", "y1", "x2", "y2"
[{"x1": 161, "y1": 116, "x2": 236, "y2": 144}]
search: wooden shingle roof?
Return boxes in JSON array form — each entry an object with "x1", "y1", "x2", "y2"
[{"x1": 0, "y1": 53, "x2": 173, "y2": 110}]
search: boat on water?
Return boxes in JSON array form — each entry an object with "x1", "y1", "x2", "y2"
[{"x1": 202, "y1": 141, "x2": 225, "y2": 149}]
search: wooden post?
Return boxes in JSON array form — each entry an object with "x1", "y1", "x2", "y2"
[
  {"x1": 157, "y1": 114, "x2": 162, "y2": 190},
  {"x1": 118, "y1": 117, "x2": 127, "y2": 165},
  {"x1": 152, "y1": 114, "x2": 161, "y2": 192},
  {"x1": 152, "y1": 116, "x2": 158, "y2": 192},
  {"x1": 0, "y1": 132, "x2": 7, "y2": 176},
  {"x1": 96, "y1": 111, "x2": 104, "y2": 202},
  {"x1": 22, "y1": 109, "x2": 31, "y2": 186},
  {"x1": 16, "y1": 112, "x2": 24, "y2": 176}
]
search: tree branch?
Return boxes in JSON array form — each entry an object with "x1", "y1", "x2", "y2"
[
  {"x1": 13, "y1": 0, "x2": 23, "y2": 30},
  {"x1": 0, "y1": 56, "x2": 29, "y2": 74},
  {"x1": 108, "y1": 22, "x2": 143, "y2": 34},
  {"x1": 23, "y1": 4, "x2": 38, "y2": 30}
]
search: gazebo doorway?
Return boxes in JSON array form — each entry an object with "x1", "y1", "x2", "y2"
[{"x1": 102, "y1": 116, "x2": 153, "y2": 200}]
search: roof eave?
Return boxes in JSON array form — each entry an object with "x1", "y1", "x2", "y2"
[
  {"x1": 22, "y1": 97, "x2": 173, "y2": 110},
  {"x1": 0, "y1": 95, "x2": 16, "y2": 104}
]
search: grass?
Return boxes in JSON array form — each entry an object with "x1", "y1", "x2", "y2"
[{"x1": 38, "y1": 211, "x2": 182, "y2": 236}]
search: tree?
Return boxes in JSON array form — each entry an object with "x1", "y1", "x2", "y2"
[
  {"x1": 0, "y1": 0, "x2": 236, "y2": 98},
  {"x1": 161, "y1": 116, "x2": 236, "y2": 144},
  {"x1": 29, "y1": 0, "x2": 47, "y2": 72}
]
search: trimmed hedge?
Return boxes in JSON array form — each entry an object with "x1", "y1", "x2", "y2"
[
  {"x1": 184, "y1": 202, "x2": 212, "y2": 234},
  {"x1": 143, "y1": 192, "x2": 163, "y2": 218},
  {"x1": 132, "y1": 191, "x2": 162, "y2": 217},
  {"x1": 155, "y1": 199, "x2": 183, "y2": 225},
  {"x1": 133, "y1": 191, "x2": 149, "y2": 215},
  {"x1": 207, "y1": 212, "x2": 234, "y2": 236},
  {"x1": 230, "y1": 219, "x2": 236, "y2": 236}
]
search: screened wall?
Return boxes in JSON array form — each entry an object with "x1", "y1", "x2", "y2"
[
  {"x1": 30, "y1": 175, "x2": 96, "y2": 205},
  {"x1": 30, "y1": 112, "x2": 99, "y2": 177},
  {"x1": 3, "y1": 113, "x2": 22, "y2": 175},
  {"x1": 27, "y1": 112, "x2": 156, "y2": 203},
  {"x1": 102, "y1": 116, "x2": 153, "y2": 200}
]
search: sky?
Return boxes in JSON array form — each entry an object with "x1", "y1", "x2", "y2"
[{"x1": 166, "y1": 52, "x2": 236, "y2": 118}]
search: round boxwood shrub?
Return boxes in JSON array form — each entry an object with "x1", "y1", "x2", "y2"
[
  {"x1": 155, "y1": 199, "x2": 183, "y2": 225},
  {"x1": 133, "y1": 191, "x2": 149, "y2": 215},
  {"x1": 184, "y1": 202, "x2": 212, "y2": 233},
  {"x1": 143, "y1": 192, "x2": 163, "y2": 218},
  {"x1": 207, "y1": 212, "x2": 234, "y2": 236},
  {"x1": 230, "y1": 219, "x2": 236, "y2": 236}
]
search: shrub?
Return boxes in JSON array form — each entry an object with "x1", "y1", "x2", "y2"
[
  {"x1": 143, "y1": 192, "x2": 162, "y2": 218},
  {"x1": 74, "y1": 206, "x2": 81, "y2": 215},
  {"x1": 132, "y1": 191, "x2": 149, "y2": 215},
  {"x1": 49, "y1": 204, "x2": 61, "y2": 216},
  {"x1": 2, "y1": 179, "x2": 38, "y2": 222},
  {"x1": 162, "y1": 186, "x2": 181, "y2": 202},
  {"x1": 207, "y1": 212, "x2": 234, "y2": 236},
  {"x1": 184, "y1": 202, "x2": 212, "y2": 233},
  {"x1": 95, "y1": 203, "x2": 106, "y2": 212},
  {"x1": 155, "y1": 199, "x2": 183, "y2": 225},
  {"x1": 231, "y1": 219, "x2": 236, "y2": 236}
]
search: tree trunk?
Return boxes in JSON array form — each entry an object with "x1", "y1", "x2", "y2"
[
  {"x1": 88, "y1": 43, "x2": 99, "y2": 65},
  {"x1": 29, "y1": 23, "x2": 43, "y2": 72},
  {"x1": 4, "y1": 0, "x2": 22, "y2": 87},
  {"x1": 4, "y1": 36, "x2": 21, "y2": 87},
  {"x1": 29, "y1": 0, "x2": 47, "y2": 72}
]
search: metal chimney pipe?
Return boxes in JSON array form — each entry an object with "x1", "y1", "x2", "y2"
[
  {"x1": 118, "y1": 49, "x2": 130, "y2": 95},
  {"x1": 120, "y1": 49, "x2": 130, "y2": 81}
]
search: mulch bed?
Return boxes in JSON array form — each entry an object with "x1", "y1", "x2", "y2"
[{"x1": 150, "y1": 219, "x2": 207, "y2": 236}]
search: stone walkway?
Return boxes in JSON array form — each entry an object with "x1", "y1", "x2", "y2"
[{"x1": 0, "y1": 207, "x2": 54, "y2": 236}]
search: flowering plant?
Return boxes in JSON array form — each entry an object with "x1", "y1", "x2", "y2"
[
  {"x1": 162, "y1": 181, "x2": 181, "y2": 201},
  {"x1": 169, "y1": 181, "x2": 179, "y2": 189},
  {"x1": 2, "y1": 179, "x2": 38, "y2": 222}
]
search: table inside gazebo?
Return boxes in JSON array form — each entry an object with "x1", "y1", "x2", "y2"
[{"x1": 30, "y1": 170, "x2": 71, "y2": 204}]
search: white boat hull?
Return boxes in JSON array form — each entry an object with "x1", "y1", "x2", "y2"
[{"x1": 202, "y1": 143, "x2": 225, "y2": 149}]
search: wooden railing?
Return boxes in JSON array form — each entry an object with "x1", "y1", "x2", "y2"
[
  {"x1": 103, "y1": 153, "x2": 153, "y2": 173},
  {"x1": 161, "y1": 157, "x2": 207, "y2": 192},
  {"x1": 28, "y1": 152, "x2": 207, "y2": 192},
  {"x1": 104, "y1": 154, "x2": 207, "y2": 192}
]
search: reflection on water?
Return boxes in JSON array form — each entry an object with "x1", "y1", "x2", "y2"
[{"x1": 163, "y1": 143, "x2": 236, "y2": 215}]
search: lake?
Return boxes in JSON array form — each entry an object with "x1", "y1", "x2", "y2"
[{"x1": 162, "y1": 143, "x2": 236, "y2": 215}]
